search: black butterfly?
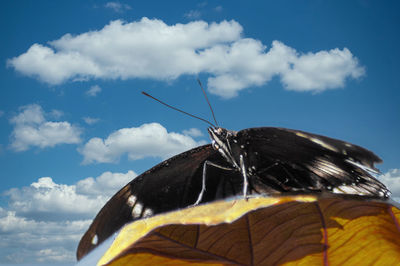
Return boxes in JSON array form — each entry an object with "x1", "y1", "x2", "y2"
[{"x1": 77, "y1": 124, "x2": 389, "y2": 260}]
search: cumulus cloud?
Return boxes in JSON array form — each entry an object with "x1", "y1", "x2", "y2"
[
  {"x1": 49, "y1": 109, "x2": 63, "y2": 119},
  {"x1": 379, "y1": 168, "x2": 400, "y2": 198},
  {"x1": 0, "y1": 170, "x2": 136, "y2": 263},
  {"x1": 86, "y1": 84, "x2": 102, "y2": 96},
  {"x1": 7, "y1": 18, "x2": 365, "y2": 98},
  {"x1": 183, "y1": 127, "x2": 203, "y2": 137},
  {"x1": 76, "y1": 170, "x2": 136, "y2": 196},
  {"x1": 280, "y1": 46, "x2": 364, "y2": 92},
  {"x1": 104, "y1": 1, "x2": 132, "y2": 12},
  {"x1": 6, "y1": 177, "x2": 104, "y2": 221},
  {"x1": 83, "y1": 116, "x2": 100, "y2": 125},
  {"x1": 5, "y1": 171, "x2": 136, "y2": 220},
  {"x1": 80, "y1": 122, "x2": 206, "y2": 164},
  {"x1": 0, "y1": 208, "x2": 89, "y2": 263},
  {"x1": 184, "y1": 10, "x2": 202, "y2": 19},
  {"x1": 9, "y1": 104, "x2": 82, "y2": 151}
]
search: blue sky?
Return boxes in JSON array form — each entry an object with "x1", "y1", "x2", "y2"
[{"x1": 1, "y1": 0, "x2": 399, "y2": 264}]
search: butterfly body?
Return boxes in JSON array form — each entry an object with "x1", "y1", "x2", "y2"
[{"x1": 77, "y1": 126, "x2": 389, "y2": 260}]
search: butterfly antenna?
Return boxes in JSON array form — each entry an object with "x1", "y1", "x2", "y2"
[
  {"x1": 142, "y1": 91, "x2": 216, "y2": 127},
  {"x1": 197, "y1": 79, "x2": 219, "y2": 127}
]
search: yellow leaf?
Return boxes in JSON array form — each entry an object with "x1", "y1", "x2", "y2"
[{"x1": 96, "y1": 196, "x2": 400, "y2": 266}]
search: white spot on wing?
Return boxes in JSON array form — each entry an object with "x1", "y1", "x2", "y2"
[
  {"x1": 91, "y1": 234, "x2": 98, "y2": 245},
  {"x1": 126, "y1": 195, "x2": 137, "y2": 207},
  {"x1": 333, "y1": 185, "x2": 368, "y2": 196},
  {"x1": 142, "y1": 208, "x2": 154, "y2": 218},
  {"x1": 295, "y1": 132, "x2": 339, "y2": 152},
  {"x1": 310, "y1": 138, "x2": 339, "y2": 152},
  {"x1": 295, "y1": 132, "x2": 309, "y2": 138},
  {"x1": 132, "y1": 202, "x2": 143, "y2": 218}
]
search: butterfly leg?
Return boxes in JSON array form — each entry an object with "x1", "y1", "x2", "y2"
[
  {"x1": 239, "y1": 154, "x2": 249, "y2": 200},
  {"x1": 192, "y1": 160, "x2": 234, "y2": 206}
]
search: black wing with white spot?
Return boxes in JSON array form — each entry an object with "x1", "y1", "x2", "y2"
[
  {"x1": 76, "y1": 144, "x2": 243, "y2": 260},
  {"x1": 235, "y1": 127, "x2": 389, "y2": 198},
  {"x1": 77, "y1": 126, "x2": 390, "y2": 260}
]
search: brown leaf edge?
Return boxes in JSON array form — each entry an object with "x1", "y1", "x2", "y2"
[{"x1": 98, "y1": 195, "x2": 400, "y2": 266}]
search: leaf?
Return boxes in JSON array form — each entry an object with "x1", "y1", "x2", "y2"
[{"x1": 97, "y1": 196, "x2": 400, "y2": 266}]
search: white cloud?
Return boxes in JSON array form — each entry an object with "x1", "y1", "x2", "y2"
[
  {"x1": 0, "y1": 209, "x2": 88, "y2": 263},
  {"x1": 184, "y1": 10, "x2": 202, "y2": 19},
  {"x1": 76, "y1": 170, "x2": 136, "y2": 196},
  {"x1": 0, "y1": 110, "x2": 4, "y2": 117},
  {"x1": 86, "y1": 84, "x2": 102, "y2": 96},
  {"x1": 0, "y1": 170, "x2": 136, "y2": 263},
  {"x1": 7, "y1": 18, "x2": 365, "y2": 98},
  {"x1": 83, "y1": 116, "x2": 100, "y2": 125},
  {"x1": 183, "y1": 127, "x2": 203, "y2": 137},
  {"x1": 9, "y1": 104, "x2": 82, "y2": 151},
  {"x1": 6, "y1": 177, "x2": 105, "y2": 220},
  {"x1": 104, "y1": 1, "x2": 132, "y2": 12},
  {"x1": 49, "y1": 109, "x2": 63, "y2": 119},
  {"x1": 80, "y1": 122, "x2": 206, "y2": 164},
  {"x1": 5, "y1": 171, "x2": 136, "y2": 220},
  {"x1": 280, "y1": 46, "x2": 365, "y2": 92},
  {"x1": 379, "y1": 169, "x2": 400, "y2": 198}
]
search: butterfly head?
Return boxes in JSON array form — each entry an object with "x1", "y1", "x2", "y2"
[{"x1": 208, "y1": 127, "x2": 238, "y2": 167}]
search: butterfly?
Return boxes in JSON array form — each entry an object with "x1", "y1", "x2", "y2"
[
  {"x1": 77, "y1": 88, "x2": 390, "y2": 260},
  {"x1": 77, "y1": 125, "x2": 389, "y2": 260}
]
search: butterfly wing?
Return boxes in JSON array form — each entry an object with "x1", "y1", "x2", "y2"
[
  {"x1": 78, "y1": 126, "x2": 389, "y2": 260},
  {"x1": 234, "y1": 127, "x2": 388, "y2": 198},
  {"x1": 77, "y1": 144, "x2": 243, "y2": 260}
]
